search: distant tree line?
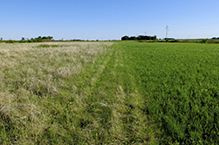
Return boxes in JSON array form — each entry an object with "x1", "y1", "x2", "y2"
[
  {"x1": 20, "y1": 36, "x2": 54, "y2": 43},
  {"x1": 3, "y1": 36, "x2": 53, "y2": 43},
  {"x1": 212, "y1": 37, "x2": 219, "y2": 39},
  {"x1": 121, "y1": 35, "x2": 157, "y2": 41},
  {"x1": 69, "y1": 39, "x2": 85, "y2": 41}
]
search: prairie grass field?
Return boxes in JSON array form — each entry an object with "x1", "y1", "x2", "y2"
[{"x1": 0, "y1": 42, "x2": 219, "y2": 144}]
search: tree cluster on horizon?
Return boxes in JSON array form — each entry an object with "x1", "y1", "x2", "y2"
[
  {"x1": 212, "y1": 37, "x2": 219, "y2": 39},
  {"x1": 121, "y1": 35, "x2": 157, "y2": 41},
  {"x1": 20, "y1": 36, "x2": 54, "y2": 43}
]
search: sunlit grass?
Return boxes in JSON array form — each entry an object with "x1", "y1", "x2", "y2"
[
  {"x1": 1, "y1": 41, "x2": 218, "y2": 144},
  {"x1": 0, "y1": 42, "x2": 119, "y2": 144}
]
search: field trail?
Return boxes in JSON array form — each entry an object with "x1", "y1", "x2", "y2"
[
  {"x1": 76, "y1": 44, "x2": 154, "y2": 144},
  {"x1": 90, "y1": 47, "x2": 115, "y2": 87}
]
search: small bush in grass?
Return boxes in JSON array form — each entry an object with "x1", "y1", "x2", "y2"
[
  {"x1": 36, "y1": 44, "x2": 61, "y2": 48},
  {"x1": 37, "y1": 44, "x2": 50, "y2": 48}
]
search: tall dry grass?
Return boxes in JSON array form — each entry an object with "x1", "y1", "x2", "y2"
[{"x1": 0, "y1": 42, "x2": 113, "y2": 144}]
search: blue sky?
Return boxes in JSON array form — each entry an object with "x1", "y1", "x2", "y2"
[{"x1": 0, "y1": 0, "x2": 219, "y2": 40}]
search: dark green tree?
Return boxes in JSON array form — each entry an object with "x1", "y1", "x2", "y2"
[
  {"x1": 121, "y1": 35, "x2": 129, "y2": 40},
  {"x1": 129, "y1": 36, "x2": 137, "y2": 40},
  {"x1": 137, "y1": 35, "x2": 146, "y2": 40}
]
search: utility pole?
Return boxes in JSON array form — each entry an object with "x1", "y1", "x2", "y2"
[{"x1": 166, "y1": 25, "x2": 169, "y2": 39}]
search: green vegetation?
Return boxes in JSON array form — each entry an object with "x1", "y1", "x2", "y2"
[
  {"x1": 36, "y1": 44, "x2": 62, "y2": 48},
  {"x1": 200, "y1": 39, "x2": 208, "y2": 43},
  {"x1": 0, "y1": 42, "x2": 219, "y2": 144},
  {"x1": 20, "y1": 36, "x2": 54, "y2": 43},
  {"x1": 118, "y1": 42, "x2": 219, "y2": 144},
  {"x1": 5, "y1": 40, "x2": 16, "y2": 43},
  {"x1": 121, "y1": 35, "x2": 157, "y2": 41}
]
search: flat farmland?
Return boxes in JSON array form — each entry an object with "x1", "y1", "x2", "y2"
[{"x1": 0, "y1": 42, "x2": 219, "y2": 144}]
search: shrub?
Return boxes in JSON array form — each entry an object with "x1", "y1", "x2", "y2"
[
  {"x1": 200, "y1": 39, "x2": 208, "y2": 43},
  {"x1": 169, "y1": 39, "x2": 180, "y2": 43},
  {"x1": 37, "y1": 44, "x2": 50, "y2": 48},
  {"x1": 36, "y1": 44, "x2": 60, "y2": 48},
  {"x1": 28, "y1": 40, "x2": 34, "y2": 43},
  {"x1": 20, "y1": 40, "x2": 28, "y2": 43},
  {"x1": 6, "y1": 40, "x2": 15, "y2": 43}
]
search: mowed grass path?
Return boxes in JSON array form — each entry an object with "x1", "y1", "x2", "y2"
[{"x1": 1, "y1": 42, "x2": 219, "y2": 144}]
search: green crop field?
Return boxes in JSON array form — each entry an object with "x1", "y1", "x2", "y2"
[{"x1": 0, "y1": 42, "x2": 219, "y2": 144}]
